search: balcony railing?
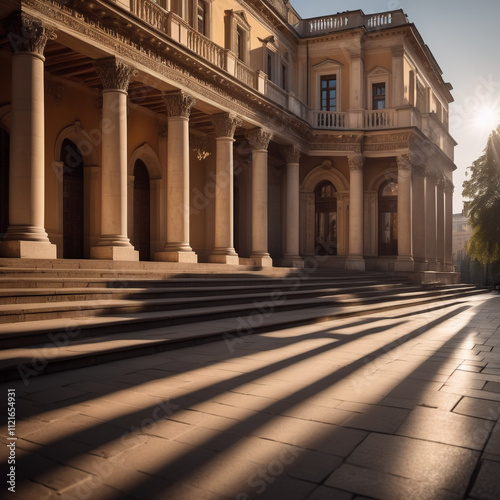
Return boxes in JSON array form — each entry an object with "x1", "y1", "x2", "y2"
[
  {"x1": 297, "y1": 10, "x2": 408, "y2": 37},
  {"x1": 364, "y1": 109, "x2": 396, "y2": 129},
  {"x1": 312, "y1": 111, "x2": 347, "y2": 129},
  {"x1": 130, "y1": 0, "x2": 168, "y2": 32}
]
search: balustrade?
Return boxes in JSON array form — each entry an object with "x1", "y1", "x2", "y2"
[
  {"x1": 313, "y1": 111, "x2": 347, "y2": 129},
  {"x1": 364, "y1": 109, "x2": 395, "y2": 129}
]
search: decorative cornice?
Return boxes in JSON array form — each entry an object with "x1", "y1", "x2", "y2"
[
  {"x1": 93, "y1": 57, "x2": 132, "y2": 91},
  {"x1": 283, "y1": 145, "x2": 301, "y2": 164},
  {"x1": 211, "y1": 112, "x2": 242, "y2": 139},
  {"x1": 163, "y1": 91, "x2": 196, "y2": 118},
  {"x1": 4, "y1": 12, "x2": 56, "y2": 55},
  {"x1": 246, "y1": 128, "x2": 272, "y2": 151}
]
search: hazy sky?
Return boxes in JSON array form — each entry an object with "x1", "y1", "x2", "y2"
[{"x1": 291, "y1": 0, "x2": 500, "y2": 213}]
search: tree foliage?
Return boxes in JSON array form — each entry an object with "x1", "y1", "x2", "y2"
[{"x1": 462, "y1": 124, "x2": 500, "y2": 265}]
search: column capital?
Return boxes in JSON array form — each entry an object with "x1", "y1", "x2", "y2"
[
  {"x1": 397, "y1": 153, "x2": 412, "y2": 173},
  {"x1": 5, "y1": 12, "x2": 56, "y2": 55},
  {"x1": 94, "y1": 57, "x2": 132, "y2": 91},
  {"x1": 283, "y1": 145, "x2": 301, "y2": 165},
  {"x1": 163, "y1": 91, "x2": 196, "y2": 118},
  {"x1": 246, "y1": 128, "x2": 272, "y2": 151},
  {"x1": 348, "y1": 154, "x2": 364, "y2": 171},
  {"x1": 211, "y1": 112, "x2": 241, "y2": 139}
]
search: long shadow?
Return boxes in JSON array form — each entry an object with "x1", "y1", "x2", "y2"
[{"x1": 9, "y1": 304, "x2": 470, "y2": 498}]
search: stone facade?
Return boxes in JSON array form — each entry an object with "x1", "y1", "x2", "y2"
[{"x1": 0, "y1": 0, "x2": 456, "y2": 271}]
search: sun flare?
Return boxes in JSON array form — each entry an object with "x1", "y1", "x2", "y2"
[{"x1": 475, "y1": 106, "x2": 500, "y2": 132}]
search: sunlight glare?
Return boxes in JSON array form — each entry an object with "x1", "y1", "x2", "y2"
[{"x1": 475, "y1": 106, "x2": 500, "y2": 132}]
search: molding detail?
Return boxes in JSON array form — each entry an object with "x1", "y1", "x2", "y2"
[
  {"x1": 163, "y1": 91, "x2": 196, "y2": 118},
  {"x1": 4, "y1": 12, "x2": 56, "y2": 55},
  {"x1": 246, "y1": 128, "x2": 272, "y2": 151},
  {"x1": 93, "y1": 57, "x2": 132, "y2": 91},
  {"x1": 211, "y1": 112, "x2": 242, "y2": 138},
  {"x1": 283, "y1": 145, "x2": 301, "y2": 164}
]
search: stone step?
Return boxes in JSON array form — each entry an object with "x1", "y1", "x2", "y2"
[
  {"x1": 0, "y1": 284, "x2": 486, "y2": 347},
  {"x1": 0, "y1": 288, "x2": 489, "y2": 383}
]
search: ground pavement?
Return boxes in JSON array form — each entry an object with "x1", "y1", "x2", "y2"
[{"x1": 1, "y1": 293, "x2": 500, "y2": 500}]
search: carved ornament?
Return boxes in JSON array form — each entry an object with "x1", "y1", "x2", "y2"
[
  {"x1": 396, "y1": 154, "x2": 412, "y2": 172},
  {"x1": 211, "y1": 113, "x2": 242, "y2": 139},
  {"x1": 246, "y1": 128, "x2": 272, "y2": 151},
  {"x1": 348, "y1": 155, "x2": 364, "y2": 171},
  {"x1": 163, "y1": 91, "x2": 196, "y2": 119},
  {"x1": 93, "y1": 57, "x2": 132, "y2": 91},
  {"x1": 4, "y1": 12, "x2": 56, "y2": 55},
  {"x1": 283, "y1": 145, "x2": 301, "y2": 165}
]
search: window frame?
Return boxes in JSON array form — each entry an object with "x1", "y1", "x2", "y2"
[{"x1": 312, "y1": 59, "x2": 343, "y2": 112}]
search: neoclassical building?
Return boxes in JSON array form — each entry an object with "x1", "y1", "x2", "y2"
[{"x1": 0, "y1": 0, "x2": 456, "y2": 272}]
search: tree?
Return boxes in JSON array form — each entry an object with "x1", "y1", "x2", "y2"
[{"x1": 462, "y1": 124, "x2": 500, "y2": 266}]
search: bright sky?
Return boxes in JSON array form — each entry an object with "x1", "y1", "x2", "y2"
[{"x1": 291, "y1": 0, "x2": 500, "y2": 213}]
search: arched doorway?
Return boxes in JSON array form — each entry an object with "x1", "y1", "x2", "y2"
[
  {"x1": 315, "y1": 180, "x2": 337, "y2": 255},
  {"x1": 133, "y1": 159, "x2": 151, "y2": 261},
  {"x1": 0, "y1": 128, "x2": 9, "y2": 238},
  {"x1": 62, "y1": 139, "x2": 84, "y2": 259},
  {"x1": 378, "y1": 180, "x2": 398, "y2": 255}
]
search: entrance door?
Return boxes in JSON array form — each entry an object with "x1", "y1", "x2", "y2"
[
  {"x1": 378, "y1": 180, "x2": 398, "y2": 256},
  {"x1": 315, "y1": 181, "x2": 337, "y2": 255},
  {"x1": 133, "y1": 159, "x2": 151, "y2": 261},
  {"x1": 0, "y1": 128, "x2": 9, "y2": 238},
  {"x1": 62, "y1": 139, "x2": 84, "y2": 259}
]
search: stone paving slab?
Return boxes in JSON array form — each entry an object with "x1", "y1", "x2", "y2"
[{"x1": 0, "y1": 293, "x2": 499, "y2": 499}]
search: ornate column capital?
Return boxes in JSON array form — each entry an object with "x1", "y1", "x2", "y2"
[
  {"x1": 211, "y1": 112, "x2": 241, "y2": 139},
  {"x1": 397, "y1": 154, "x2": 412, "y2": 172},
  {"x1": 94, "y1": 57, "x2": 132, "y2": 91},
  {"x1": 246, "y1": 128, "x2": 272, "y2": 151},
  {"x1": 5, "y1": 12, "x2": 56, "y2": 55},
  {"x1": 348, "y1": 155, "x2": 364, "y2": 171},
  {"x1": 283, "y1": 145, "x2": 301, "y2": 165},
  {"x1": 163, "y1": 91, "x2": 196, "y2": 119}
]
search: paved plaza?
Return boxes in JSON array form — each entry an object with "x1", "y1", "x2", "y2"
[{"x1": 2, "y1": 293, "x2": 500, "y2": 500}]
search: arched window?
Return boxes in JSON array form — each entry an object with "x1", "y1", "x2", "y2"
[
  {"x1": 62, "y1": 139, "x2": 84, "y2": 259},
  {"x1": 315, "y1": 181, "x2": 337, "y2": 255},
  {"x1": 379, "y1": 180, "x2": 398, "y2": 256},
  {"x1": 133, "y1": 159, "x2": 151, "y2": 261}
]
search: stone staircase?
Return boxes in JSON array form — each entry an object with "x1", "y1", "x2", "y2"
[{"x1": 0, "y1": 259, "x2": 488, "y2": 382}]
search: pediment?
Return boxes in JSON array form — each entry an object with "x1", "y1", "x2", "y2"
[
  {"x1": 367, "y1": 65, "x2": 391, "y2": 76},
  {"x1": 312, "y1": 59, "x2": 344, "y2": 70}
]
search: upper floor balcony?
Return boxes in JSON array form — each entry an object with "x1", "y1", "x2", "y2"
[{"x1": 125, "y1": 0, "x2": 450, "y2": 155}]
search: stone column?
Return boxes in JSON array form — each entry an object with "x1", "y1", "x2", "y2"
[
  {"x1": 395, "y1": 154, "x2": 414, "y2": 271},
  {"x1": 412, "y1": 165, "x2": 427, "y2": 270},
  {"x1": 209, "y1": 112, "x2": 241, "y2": 265},
  {"x1": 283, "y1": 145, "x2": 302, "y2": 267},
  {"x1": 436, "y1": 179, "x2": 445, "y2": 271},
  {"x1": 247, "y1": 128, "x2": 273, "y2": 267},
  {"x1": 0, "y1": 13, "x2": 57, "y2": 259},
  {"x1": 90, "y1": 57, "x2": 138, "y2": 261},
  {"x1": 346, "y1": 155, "x2": 365, "y2": 270},
  {"x1": 155, "y1": 91, "x2": 197, "y2": 263},
  {"x1": 444, "y1": 183, "x2": 454, "y2": 271},
  {"x1": 348, "y1": 48, "x2": 364, "y2": 129},
  {"x1": 425, "y1": 172, "x2": 437, "y2": 270}
]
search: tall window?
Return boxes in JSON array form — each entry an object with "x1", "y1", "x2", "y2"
[
  {"x1": 197, "y1": 0, "x2": 206, "y2": 35},
  {"x1": 236, "y1": 26, "x2": 244, "y2": 60},
  {"x1": 378, "y1": 180, "x2": 398, "y2": 256},
  {"x1": 320, "y1": 75, "x2": 337, "y2": 111},
  {"x1": 315, "y1": 181, "x2": 337, "y2": 255},
  {"x1": 281, "y1": 63, "x2": 287, "y2": 91},
  {"x1": 372, "y1": 83, "x2": 386, "y2": 109}
]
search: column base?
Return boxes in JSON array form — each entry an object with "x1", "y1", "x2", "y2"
[
  {"x1": 394, "y1": 256, "x2": 415, "y2": 272},
  {"x1": 250, "y1": 254, "x2": 273, "y2": 267},
  {"x1": 0, "y1": 240, "x2": 57, "y2": 259},
  {"x1": 154, "y1": 250, "x2": 198, "y2": 263},
  {"x1": 345, "y1": 256, "x2": 365, "y2": 271},
  {"x1": 90, "y1": 246, "x2": 139, "y2": 261},
  {"x1": 282, "y1": 255, "x2": 303, "y2": 268},
  {"x1": 209, "y1": 253, "x2": 240, "y2": 265}
]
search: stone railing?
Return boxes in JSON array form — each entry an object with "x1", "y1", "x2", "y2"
[
  {"x1": 129, "y1": 0, "x2": 168, "y2": 32},
  {"x1": 364, "y1": 109, "x2": 396, "y2": 129},
  {"x1": 266, "y1": 80, "x2": 288, "y2": 108},
  {"x1": 187, "y1": 29, "x2": 225, "y2": 69},
  {"x1": 297, "y1": 10, "x2": 408, "y2": 37},
  {"x1": 234, "y1": 59, "x2": 257, "y2": 88},
  {"x1": 312, "y1": 110, "x2": 347, "y2": 129}
]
